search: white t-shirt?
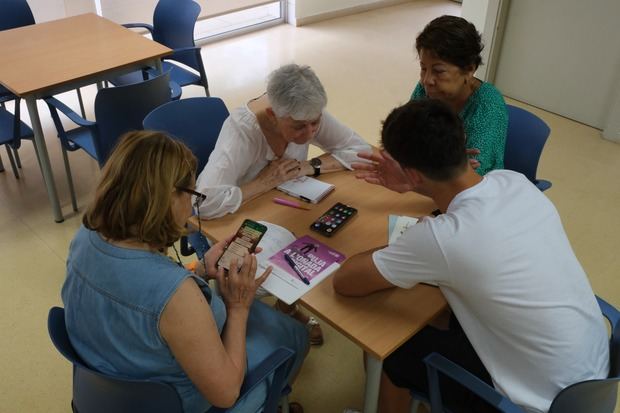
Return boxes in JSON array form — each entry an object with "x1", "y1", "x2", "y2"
[
  {"x1": 372, "y1": 170, "x2": 609, "y2": 413},
  {"x1": 195, "y1": 105, "x2": 370, "y2": 219}
]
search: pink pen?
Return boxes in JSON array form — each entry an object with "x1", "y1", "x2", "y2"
[{"x1": 273, "y1": 197, "x2": 311, "y2": 210}]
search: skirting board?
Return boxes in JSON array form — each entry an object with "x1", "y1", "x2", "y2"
[{"x1": 292, "y1": 0, "x2": 413, "y2": 27}]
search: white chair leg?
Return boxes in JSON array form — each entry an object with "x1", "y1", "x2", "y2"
[
  {"x1": 0, "y1": 151, "x2": 5, "y2": 172},
  {"x1": 410, "y1": 399, "x2": 420, "y2": 413}
]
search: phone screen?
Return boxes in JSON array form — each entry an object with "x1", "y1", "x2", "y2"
[{"x1": 217, "y1": 219, "x2": 268, "y2": 271}]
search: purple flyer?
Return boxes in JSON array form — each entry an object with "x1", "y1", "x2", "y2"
[{"x1": 268, "y1": 235, "x2": 346, "y2": 282}]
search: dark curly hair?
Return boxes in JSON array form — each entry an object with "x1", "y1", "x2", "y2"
[
  {"x1": 381, "y1": 99, "x2": 467, "y2": 181},
  {"x1": 415, "y1": 15, "x2": 484, "y2": 70}
]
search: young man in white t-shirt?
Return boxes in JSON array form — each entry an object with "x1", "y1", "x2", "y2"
[{"x1": 334, "y1": 99, "x2": 609, "y2": 413}]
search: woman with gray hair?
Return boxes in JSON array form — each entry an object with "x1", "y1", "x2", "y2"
[
  {"x1": 195, "y1": 63, "x2": 370, "y2": 220},
  {"x1": 195, "y1": 63, "x2": 370, "y2": 346}
]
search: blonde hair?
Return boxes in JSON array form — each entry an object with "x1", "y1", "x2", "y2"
[{"x1": 84, "y1": 130, "x2": 197, "y2": 249}]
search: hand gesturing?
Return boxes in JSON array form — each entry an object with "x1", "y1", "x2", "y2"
[{"x1": 351, "y1": 150, "x2": 413, "y2": 193}]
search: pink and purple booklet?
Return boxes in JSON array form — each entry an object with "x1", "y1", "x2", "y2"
[{"x1": 256, "y1": 223, "x2": 346, "y2": 304}]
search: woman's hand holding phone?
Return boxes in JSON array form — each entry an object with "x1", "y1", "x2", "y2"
[
  {"x1": 201, "y1": 235, "x2": 234, "y2": 279},
  {"x1": 216, "y1": 254, "x2": 272, "y2": 311},
  {"x1": 201, "y1": 234, "x2": 266, "y2": 280}
]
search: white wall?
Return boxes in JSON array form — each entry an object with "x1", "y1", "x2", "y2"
[
  {"x1": 493, "y1": 0, "x2": 620, "y2": 131},
  {"x1": 27, "y1": 0, "x2": 94, "y2": 22},
  {"x1": 27, "y1": 0, "x2": 66, "y2": 22},
  {"x1": 602, "y1": 81, "x2": 620, "y2": 142},
  {"x1": 461, "y1": 0, "x2": 508, "y2": 82},
  {"x1": 290, "y1": 0, "x2": 412, "y2": 26}
]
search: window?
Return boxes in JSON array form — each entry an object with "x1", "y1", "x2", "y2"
[{"x1": 94, "y1": 0, "x2": 285, "y2": 42}]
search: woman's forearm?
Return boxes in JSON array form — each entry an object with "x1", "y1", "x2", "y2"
[{"x1": 220, "y1": 308, "x2": 250, "y2": 389}]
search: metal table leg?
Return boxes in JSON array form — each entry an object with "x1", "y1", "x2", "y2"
[
  {"x1": 26, "y1": 97, "x2": 64, "y2": 222},
  {"x1": 363, "y1": 353, "x2": 382, "y2": 413}
]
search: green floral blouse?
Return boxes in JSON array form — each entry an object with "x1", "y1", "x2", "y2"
[{"x1": 411, "y1": 81, "x2": 508, "y2": 176}]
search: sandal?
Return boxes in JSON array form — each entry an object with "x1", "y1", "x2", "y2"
[
  {"x1": 278, "y1": 401, "x2": 304, "y2": 413},
  {"x1": 275, "y1": 300, "x2": 324, "y2": 346}
]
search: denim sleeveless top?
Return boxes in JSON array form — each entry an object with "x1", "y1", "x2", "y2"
[{"x1": 62, "y1": 226, "x2": 227, "y2": 413}]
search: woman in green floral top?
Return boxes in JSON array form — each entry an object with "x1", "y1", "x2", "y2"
[
  {"x1": 411, "y1": 15, "x2": 508, "y2": 176},
  {"x1": 353, "y1": 16, "x2": 507, "y2": 193}
]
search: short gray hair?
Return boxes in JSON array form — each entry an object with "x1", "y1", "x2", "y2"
[{"x1": 266, "y1": 64, "x2": 327, "y2": 120}]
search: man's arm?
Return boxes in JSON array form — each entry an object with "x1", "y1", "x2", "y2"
[{"x1": 332, "y1": 247, "x2": 395, "y2": 297}]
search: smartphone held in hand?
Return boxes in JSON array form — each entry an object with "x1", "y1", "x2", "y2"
[{"x1": 217, "y1": 219, "x2": 268, "y2": 271}]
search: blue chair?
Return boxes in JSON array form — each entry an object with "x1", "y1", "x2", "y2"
[
  {"x1": 45, "y1": 72, "x2": 173, "y2": 211},
  {"x1": 0, "y1": 0, "x2": 50, "y2": 176},
  {"x1": 0, "y1": 0, "x2": 35, "y2": 37},
  {"x1": 144, "y1": 96, "x2": 230, "y2": 256},
  {"x1": 420, "y1": 295, "x2": 620, "y2": 413},
  {"x1": 504, "y1": 105, "x2": 552, "y2": 191},
  {"x1": 143, "y1": 96, "x2": 228, "y2": 173},
  {"x1": 0, "y1": 95, "x2": 37, "y2": 179},
  {"x1": 49, "y1": 306, "x2": 294, "y2": 413},
  {"x1": 110, "y1": 0, "x2": 210, "y2": 97}
]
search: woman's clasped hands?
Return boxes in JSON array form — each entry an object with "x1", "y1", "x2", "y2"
[{"x1": 256, "y1": 158, "x2": 302, "y2": 188}]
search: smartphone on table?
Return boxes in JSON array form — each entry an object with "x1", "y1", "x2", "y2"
[{"x1": 217, "y1": 219, "x2": 268, "y2": 271}]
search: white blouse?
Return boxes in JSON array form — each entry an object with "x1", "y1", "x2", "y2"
[{"x1": 195, "y1": 105, "x2": 371, "y2": 219}]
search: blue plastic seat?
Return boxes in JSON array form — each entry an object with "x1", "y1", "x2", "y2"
[
  {"x1": 504, "y1": 105, "x2": 552, "y2": 191},
  {"x1": 44, "y1": 72, "x2": 173, "y2": 211},
  {"x1": 0, "y1": 0, "x2": 35, "y2": 33},
  {"x1": 49, "y1": 306, "x2": 294, "y2": 413},
  {"x1": 110, "y1": 0, "x2": 210, "y2": 97},
  {"x1": 143, "y1": 96, "x2": 229, "y2": 173},
  {"x1": 144, "y1": 96, "x2": 230, "y2": 256},
  {"x1": 0, "y1": 95, "x2": 36, "y2": 179},
  {"x1": 418, "y1": 295, "x2": 620, "y2": 413}
]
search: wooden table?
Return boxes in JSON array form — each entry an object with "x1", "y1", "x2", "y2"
[
  {"x1": 190, "y1": 171, "x2": 448, "y2": 413},
  {"x1": 0, "y1": 13, "x2": 171, "y2": 222}
]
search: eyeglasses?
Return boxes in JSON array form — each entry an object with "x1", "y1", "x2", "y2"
[{"x1": 176, "y1": 187, "x2": 207, "y2": 203}]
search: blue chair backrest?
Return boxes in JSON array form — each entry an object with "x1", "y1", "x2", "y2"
[
  {"x1": 0, "y1": 0, "x2": 35, "y2": 98},
  {"x1": 547, "y1": 296, "x2": 620, "y2": 413},
  {"x1": 152, "y1": 0, "x2": 202, "y2": 70},
  {"x1": 0, "y1": 0, "x2": 35, "y2": 31},
  {"x1": 93, "y1": 72, "x2": 172, "y2": 166},
  {"x1": 504, "y1": 105, "x2": 551, "y2": 185},
  {"x1": 47, "y1": 307, "x2": 184, "y2": 413},
  {"x1": 143, "y1": 96, "x2": 230, "y2": 173}
]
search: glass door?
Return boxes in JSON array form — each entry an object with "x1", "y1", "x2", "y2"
[{"x1": 94, "y1": 0, "x2": 285, "y2": 42}]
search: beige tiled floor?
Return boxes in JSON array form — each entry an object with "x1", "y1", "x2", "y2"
[{"x1": 1, "y1": 0, "x2": 619, "y2": 412}]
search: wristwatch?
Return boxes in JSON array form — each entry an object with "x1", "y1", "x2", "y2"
[{"x1": 309, "y1": 157, "x2": 322, "y2": 177}]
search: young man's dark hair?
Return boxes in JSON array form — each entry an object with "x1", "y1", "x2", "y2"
[{"x1": 381, "y1": 99, "x2": 468, "y2": 181}]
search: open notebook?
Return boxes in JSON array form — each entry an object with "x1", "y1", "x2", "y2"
[{"x1": 277, "y1": 176, "x2": 335, "y2": 204}]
